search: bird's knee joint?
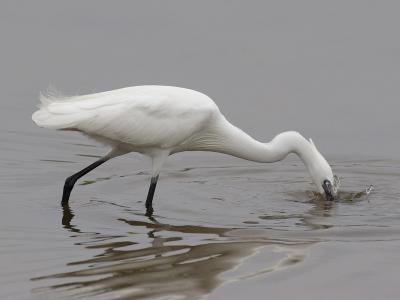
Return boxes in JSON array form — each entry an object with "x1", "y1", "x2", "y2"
[{"x1": 65, "y1": 176, "x2": 76, "y2": 187}]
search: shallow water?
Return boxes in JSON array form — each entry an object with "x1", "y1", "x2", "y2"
[{"x1": 2, "y1": 130, "x2": 400, "y2": 299}]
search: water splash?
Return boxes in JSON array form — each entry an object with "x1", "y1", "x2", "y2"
[
  {"x1": 333, "y1": 175, "x2": 340, "y2": 194},
  {"x1": 365, "y1": 185, "x2": 374, "y2": 195},
  {"x1": 365, "y1": 185, "x2": 374, "y2": 201}
]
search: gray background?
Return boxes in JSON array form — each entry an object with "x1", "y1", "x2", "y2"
[{"x1": 1, "y1": 0, "x2": 399, "y2": 158}]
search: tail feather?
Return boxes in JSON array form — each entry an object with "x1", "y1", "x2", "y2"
[
  {"x1": 37, "y1": 86, "x2": 68, "y2": 107},
  {"x1": 32, "y1": 88, "x2": 89, "y2": 130}
]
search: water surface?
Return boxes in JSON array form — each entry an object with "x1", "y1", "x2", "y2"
[{"x1": 1, "y1": 133, "x2": 400, "y2": 299}]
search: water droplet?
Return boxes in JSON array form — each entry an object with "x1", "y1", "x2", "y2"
[
  {"x1": 333, "y1": 175, "x2": 340, "y2": 194},
  {"x1": 366, "y1": 185, "x2": 374, "y2": 195}
]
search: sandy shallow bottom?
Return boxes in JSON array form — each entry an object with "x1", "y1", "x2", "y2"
[{"x1": 1, "y1": 131, "x2": 400, "y2": 300}]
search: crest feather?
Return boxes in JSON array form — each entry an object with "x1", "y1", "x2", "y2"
[{"x1": 309, "y1": 138, "x2": 319, "y2": 152}]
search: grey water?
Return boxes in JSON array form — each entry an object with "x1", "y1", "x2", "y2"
[{"x1": 1, "y1": 1, "x2": 400, "y2": 299}]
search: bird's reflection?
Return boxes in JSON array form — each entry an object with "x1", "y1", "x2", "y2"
[
  {"x1": 301, "y1": 192, "x2": 336, "y2": 230},
  {"x1": 35, "y1": 189, "x2": 367, "y2": 300},
  {"x1": 34, "y1": 189, "x2": 364, "y2": 300},
  {"x1": 33, "y1": 204, "x2": 262, "y2": 300},
  {"x1": 61, "y1": 204, "x2": 80, "y2": 233}
]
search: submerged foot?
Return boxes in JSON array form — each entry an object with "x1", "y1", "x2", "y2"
[{"x1": 145, "y1": 206, "x2": 154, "y2": 217}]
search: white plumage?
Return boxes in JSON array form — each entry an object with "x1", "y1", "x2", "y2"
[{"x1": 32, "y1": 85, "x2": 337, "y2": 215}]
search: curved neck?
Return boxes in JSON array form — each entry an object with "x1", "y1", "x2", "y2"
[{"x1": 210, "y1": 118, "x2": 314, "y2": 166}]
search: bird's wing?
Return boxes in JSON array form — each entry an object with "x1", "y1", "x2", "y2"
[
  {"x1": 71, "y1": 90, "x2": 217, "y2": 148},
  {"x1": 32, "y1": 86, "x2": 218, "y2": 148}
]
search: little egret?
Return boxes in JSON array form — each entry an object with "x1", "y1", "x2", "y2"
[{"x1": 32, "y1": 85, "x2": 336, "y2": 216}]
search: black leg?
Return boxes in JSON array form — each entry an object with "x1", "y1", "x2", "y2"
[
  {"x1": 145, "y1": 175, "x2": 159, "y2": 216},
  {"x1": 62, "y1": 158, "x2": 108, "y2": 205}
]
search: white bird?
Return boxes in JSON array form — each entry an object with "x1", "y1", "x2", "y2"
[{"x1": 32, "y1": 85, "x2": 337, "y2": 216}]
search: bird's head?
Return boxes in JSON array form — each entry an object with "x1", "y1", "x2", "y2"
[{"x1": 306, "y1": 139, "x2": 338, "y2": 200}]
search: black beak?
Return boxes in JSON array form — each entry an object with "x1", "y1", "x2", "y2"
[{"x1": 322, "y1": 180, "x2": 335, "y2": 201}]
